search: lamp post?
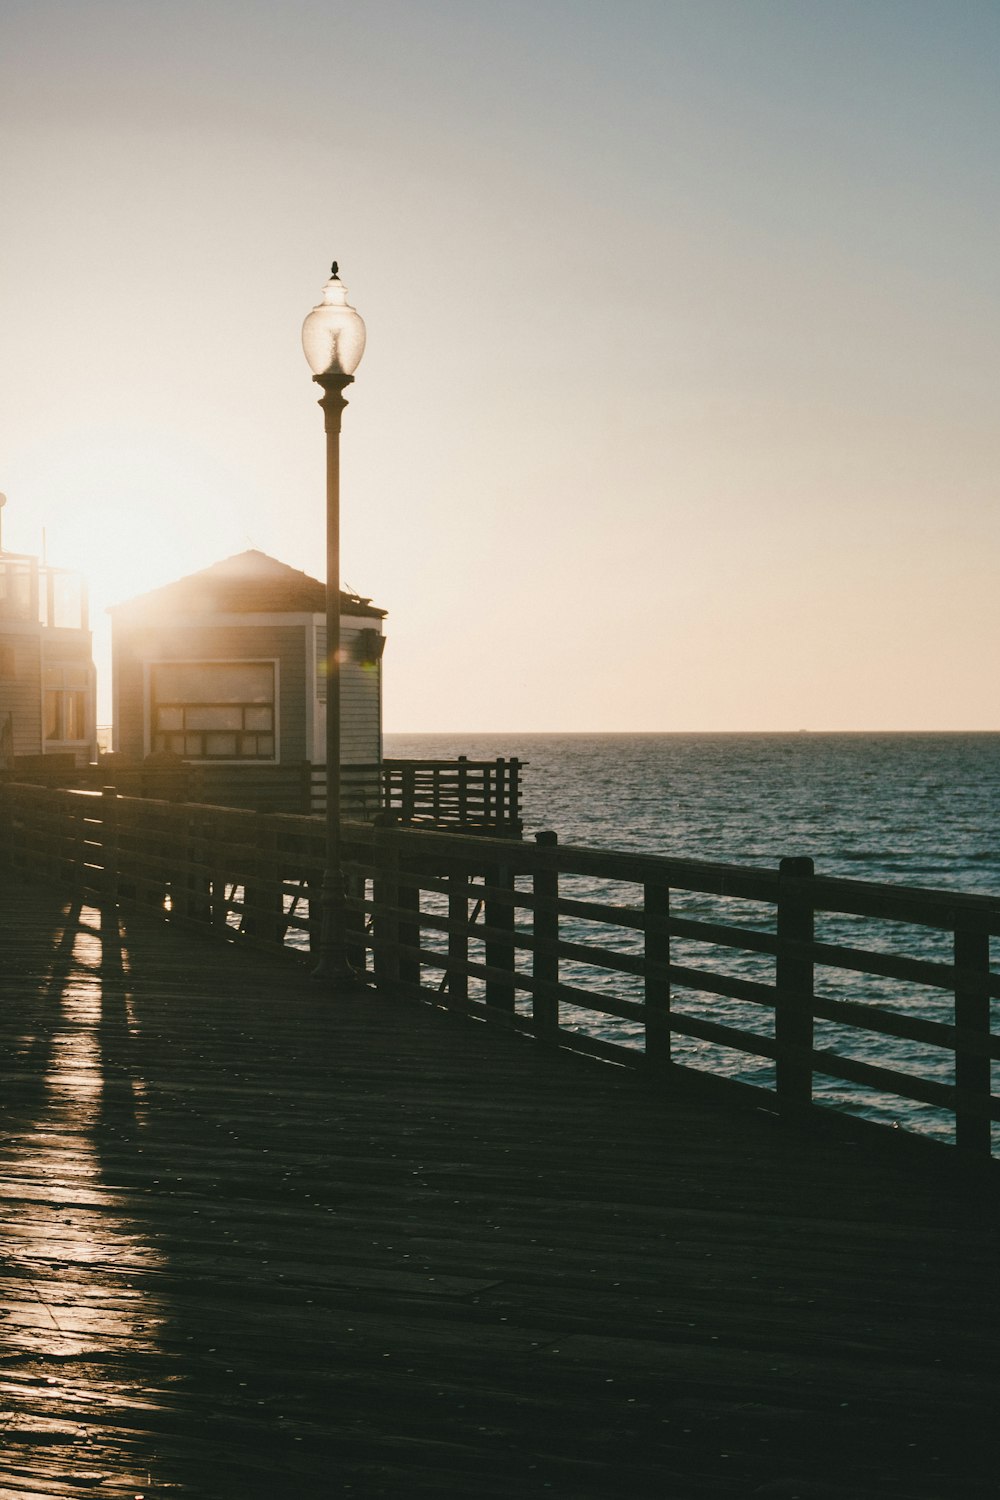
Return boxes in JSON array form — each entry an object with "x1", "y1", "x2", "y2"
[{"x1": 302, "y1": 262, "x2": 367, "y2": 985}]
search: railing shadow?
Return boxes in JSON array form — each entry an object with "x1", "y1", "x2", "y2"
[{"x1": 0, "y1": 890, "x2": 170, "y2": 1494}]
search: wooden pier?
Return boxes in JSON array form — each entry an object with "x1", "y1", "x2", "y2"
[{"x1": 1, "y1": 872, "x2": 998, "y2": 1499}]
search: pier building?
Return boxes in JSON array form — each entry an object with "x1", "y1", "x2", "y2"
[
  {"x1": 0, "y1": 505, "x2": 97, "y2": 768},
  {"x1": 108, "y1": 548, "x2": 386, "y2": 809}
]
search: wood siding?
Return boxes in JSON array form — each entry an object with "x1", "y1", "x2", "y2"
[
  {"x1": 315, "y1": 619, "x2": 382, "y2": 765},
  {"x1": 1, "y1": 628, "x2": 95, "y2": 763},
  {"x1": 0, "y1": 634, "x2": 42, "y2": 757}
]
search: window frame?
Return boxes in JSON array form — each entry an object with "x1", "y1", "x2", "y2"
[
  {"x1": 43, "y1": 662, "x2": 91, "y2": 745},
  {"x1": 145, "y1": 657, "x2": 281, "y2": 763}
]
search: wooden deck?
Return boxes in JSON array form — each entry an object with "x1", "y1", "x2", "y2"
[{"x1": 1, "y1": 876, "x2": 998, "y2": 1500}]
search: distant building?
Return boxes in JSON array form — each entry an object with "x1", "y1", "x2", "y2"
[
  {"x1": 108, "y1": 550, "x2": 386, "y2": 775},
  {"x1": 0, "y1": 527, "x2": 97, "y2": 769}
]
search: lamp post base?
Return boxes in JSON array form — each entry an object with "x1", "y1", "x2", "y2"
[{"x1": 310, "y1": 870, "x2": 370, "y2": 992}]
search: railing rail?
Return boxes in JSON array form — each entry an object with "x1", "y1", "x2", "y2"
[
  {"x1": 2, "y1": 782, "x2": 997, "y2": 1159},
  {"x1": 0, "y1": 756, "x2": 523, "y2": 832}
]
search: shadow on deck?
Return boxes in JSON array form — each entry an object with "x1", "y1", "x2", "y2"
[{"x1": 1, "y1": 877, "x2": 997, "y2": 1499}]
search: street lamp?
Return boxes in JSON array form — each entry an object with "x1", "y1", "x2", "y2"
[{"x1": 302, "y1": 261, "x2": 367, "y2": 985}]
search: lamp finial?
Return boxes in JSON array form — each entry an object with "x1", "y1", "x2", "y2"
[{"x1": 330, "y1": 260, "x2": 340, "y2": 279}]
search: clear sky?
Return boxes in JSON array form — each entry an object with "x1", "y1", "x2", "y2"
[{"x1": 1, "y1": 0, "x2": 998, "y2": 731}]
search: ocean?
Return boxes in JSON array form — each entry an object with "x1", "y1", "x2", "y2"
[
  {"x1": 385, "y1": 732, "x2": 1000, "y2": 1146},
  {"x1": 386, "y1": 731, "x2": 1000, "y2": 891}
]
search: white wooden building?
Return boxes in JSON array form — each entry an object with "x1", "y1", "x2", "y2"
[
  {"x1": 0, "y1": 541, "x2": 97, "y2": 769},
  {"x1": 109, "y1": 551, "x2": 385, "y2": 790}
]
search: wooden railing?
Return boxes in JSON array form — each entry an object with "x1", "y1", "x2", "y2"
[
  {"x1": 380, "y1": 756, "x2": 521, "y2": 834},
  {"x1": 0, "y1": 757, "x2": 523, "y2": 833},
  {"x1": 286, "y1": 759, "x2": 523, "y2": 831},
  {"x1": 3, "y1": 782, "x2": 998, "y2": 1159}
]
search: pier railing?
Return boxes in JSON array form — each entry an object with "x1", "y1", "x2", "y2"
[
  {"x1": 2, "y1": 782, "x2": 997, "y2": 1158},
  {"x1": 0, "y1": 757, "x2": 522, "y2": 832}
]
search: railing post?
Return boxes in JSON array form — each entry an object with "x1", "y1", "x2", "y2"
[
  {"x1": 243, "y1": 815, "x2": 282, "y2": 946},
  {"x1": 0, "y1": 784, "x2": 12, "y2": 872},
  {"x1": 342, "y1": 828, "x2": 367, "y2": 977},
  {"x1": 447, "y1": 859, "x2": 470, "y2": 1003},
  {"x1": 532, "y1": 831, "x2": 559, "y2": 1041},
  {"x1": 183, "y1": 806, "x2": 212, "y2": 925},
  {"x1": 775, "y1": 856, "x2": 815, "y2": 1114},
  {"x1": 340, "y1": 867, "x2": 363, "y2": 973},
  {"x1": 73, "y1": 790, "x2": 88, "y2": 894},
  {"x1": 305, "y1": 874, "x2": 322, "y2": 956},
  {"x1": 644, "y1": 879, "x2": 671, "y2": 1069},
  {"x1": 397, "y1": 855, "x2": 422, "y2": 988},
  {"x1": 457, "y1": 757, "x2": 469, "y2": 826},
  {"x1": 139, "y1": 802, "x2": 166, "y2": 910},
  {"x1": 371, "y1": 828, "x2": 399, "y2": 989},
  {"x1": 57, "y1": 792, "x2": 70, "y2": 887},
  {"x1": 36, "y1": 789, "x2": 52, "y2": 882},
  {"x1": 210, "y1": 810, "x2": 228, "y2": 930},
  {"x1": 954, "y1": 924, "x2": 991, "y2": 1156},
  {"x1": 485, "y1": 858, "x2": 516, "y2": 1014},
  {"x1": 101, "y1": 786, "x2": 119, "y2": 907},
  {"x1": 509, "y1": 757, "x2": 522, "y2": 832},
  {"x1": 115, "y1": 795, "x2": 134, "y2": 904}
]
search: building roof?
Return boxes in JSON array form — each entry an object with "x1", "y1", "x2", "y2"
[{"x1": 108, "y1": 550, "x2": 386, "y2": 620}]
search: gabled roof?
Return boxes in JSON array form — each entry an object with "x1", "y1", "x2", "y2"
[{"x1": 108, "y1": 550, "x2": 386, "y2": 620}]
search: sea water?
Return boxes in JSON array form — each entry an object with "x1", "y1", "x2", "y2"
[
  {"x1": 385, "y1": 732, "x2": 1000, "y2": 1145},
  {"x1": 387, "y1": 731, "x2": 1000, "y2": 888}
]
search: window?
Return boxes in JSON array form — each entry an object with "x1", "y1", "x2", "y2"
[
  {"x1": 0, "y1": 561, "x2": 33, "y2": 623},
  {"x1": 150, "y1": 661, "x2": 276, "y2": 760},
  {"x1": 45, "y1": 664, "x2": 89, "y2": 742}
]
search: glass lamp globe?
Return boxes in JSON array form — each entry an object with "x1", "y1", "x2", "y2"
[{"x1": 302, "y1": 265, "x2": 366, "y2": 377}]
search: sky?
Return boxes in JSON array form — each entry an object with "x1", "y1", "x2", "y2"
[{"x1": 1, "y1": 0, "x2": 998, "y2": 732}]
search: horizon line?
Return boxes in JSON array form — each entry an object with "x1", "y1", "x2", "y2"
[{"x1": 383, "y1": 727, "x2": 1000, "y2": 736}]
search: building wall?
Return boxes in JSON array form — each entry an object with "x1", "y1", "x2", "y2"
[
  {"x1": 314, "y1": 616, "x2": 383, "y2": 764},
  {"x1": 114, "y1": 621, "x2": 308, "y2": 761},
  {"x1": 0, "y1": 627, "x2": 96, "y2": 764},
  {"x1": 112, "y1": 608, "x2": 384, "y2": 768},
  {"x1": 0, "y1": 630, "x2": 43, "y2": 758}
]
